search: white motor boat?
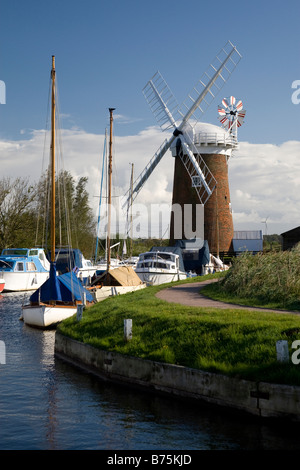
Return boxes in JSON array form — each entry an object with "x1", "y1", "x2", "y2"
[
  {"x1": 0, "y1": 248, "x2": 50, "y2": 292},
  {"x1": 135, "y1": 251, "x2": 187, "y2": 286}
]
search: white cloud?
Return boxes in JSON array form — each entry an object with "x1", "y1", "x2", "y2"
[
  {"x1": 1, "y1": 128, "x2": 299, "y2": 237},
  {"x1": 229, "y1": 140, "x2": 300, "y2": 234}
]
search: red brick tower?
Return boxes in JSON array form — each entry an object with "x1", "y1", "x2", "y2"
[{"x1": 169, "y1": 122, "x2": 236, "y2": 255}]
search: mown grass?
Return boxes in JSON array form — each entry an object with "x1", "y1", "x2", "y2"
[{"x1": 57, "y1": 272, "x2": 300, "y2": 386}]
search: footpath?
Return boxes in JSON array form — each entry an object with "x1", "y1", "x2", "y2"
[{"x1": 156, "y1": 279, "x2": 300, "y2": 315}]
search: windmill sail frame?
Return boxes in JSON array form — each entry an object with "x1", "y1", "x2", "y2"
[{"x1": 122, "y1": 40, "x2": 242, "y2": 209}]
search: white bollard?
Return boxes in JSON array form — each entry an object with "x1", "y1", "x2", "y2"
[
  {"x1": 276, "y1": 340, "x2": 289, "y2": 363},
  {"x1": 77, "y1": 304, "x2": 84, "y2": 322},
  {"x1": 124, "y1": 319, "x2": 132, "y2": 342}
]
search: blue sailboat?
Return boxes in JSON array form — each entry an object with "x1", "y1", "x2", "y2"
[{"x1": 22, "y1": 56, "x2": 93, "y2": 327}]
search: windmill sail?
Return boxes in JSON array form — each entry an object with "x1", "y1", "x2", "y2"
[
  {"x1": 175, "y1": 41, "x2": 242, "y2": 125},
  {"x1": 122, "y1": 40, "x2": 242, "y2": 209},
  {"x1": 176, "y1": 135, "x2": 216, "y2": 205},
  {"x1": 142, "y1": 71, "x2": 179, "y2": 131}
]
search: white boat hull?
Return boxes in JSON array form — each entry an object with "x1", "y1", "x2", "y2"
[
  {"x1": 22, "y1": 304, "x2": 77, "y2": 328},
  {"x1": 93, "y1": 284, "x2": 146, "y2": 302},
  {"x1": 3, "y1": 272, "x2": 49, "y2": 292},
  {"x1": 136, "y1": 271, "x2": 187, "y2": 286}
]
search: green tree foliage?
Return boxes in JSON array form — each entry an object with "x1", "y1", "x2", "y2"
[
  {"x1": 0, "y1": 173, "x2": 96, "y2": 257},
  {"x1": 263, "y1": 234, "x2": 282, "y2": 252},
  {"x1": 36, "y1": 170, "x2": 96, "y2": 257},
  {"x1": 0, "y1": 177, "x2": 37, "y2": 248}
]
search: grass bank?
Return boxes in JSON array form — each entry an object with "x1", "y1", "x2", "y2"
[{"x1": 58, "y1": 273, "x2": 300, "y2": 386}]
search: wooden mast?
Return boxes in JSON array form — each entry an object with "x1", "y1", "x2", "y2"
[
  {"x1": 107, "y1": 108, "x2": 115, "y2": 272},
  {"x1": 51, "y1": 56, "x2": 56, "y2": 263}
]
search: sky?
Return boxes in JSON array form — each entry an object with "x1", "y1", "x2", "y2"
[{"x1": 0, "y1": 0, "x2": 299, "y2": 239}]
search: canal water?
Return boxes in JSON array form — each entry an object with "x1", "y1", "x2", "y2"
[{"x1": 0, "y1": 292, "x2": 300, "y2": 451}]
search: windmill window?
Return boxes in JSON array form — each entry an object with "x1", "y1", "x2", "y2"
[{"x1": 192, "y1": 176, "x2": 202, "y2": 188}]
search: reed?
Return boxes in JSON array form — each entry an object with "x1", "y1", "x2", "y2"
[{"x1": 206, "y1": 245, "x2": 300, "y2": 310}]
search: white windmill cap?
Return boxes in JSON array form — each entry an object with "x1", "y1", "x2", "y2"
[
  {"x1": 193, "y1": 121, "x2": 238, "y2": 154},
  {"x1": 193, "y1": 121, "x2": 226, "y2": 134}
]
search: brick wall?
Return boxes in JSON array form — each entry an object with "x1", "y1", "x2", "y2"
[{"x1": 170, "y1": 153, "x2": 233, "y2": 254}]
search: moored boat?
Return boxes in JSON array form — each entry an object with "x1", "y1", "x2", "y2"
[
  {"x1": 90, "y1": 265, "x2": 146, "y2": 302},
  {"x1": 0, "y1": 248, "x2": 50, "y2": 292},
  {"x1": 53, "y1": 248, "x2": 99, "y2": 284},
  {"x1": 90, "y1": 109, "x2": 146, "y2": 299},
  {"x1": 135, "y1": 251, "x2": 187, "y2": 285},
  {"x1": 0, "y1": 276, "x2": 5, "y2": 293},
  {"x1": 22, "y1": 263, "x2": 94, "y2": 328},
  {"x1": 22, "y1": 56, "x2": 94, "y2": 328}
]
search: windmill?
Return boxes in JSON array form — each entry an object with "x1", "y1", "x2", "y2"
[{"x1": 122, "y1": 41, "x2": 243, "y2": 253}]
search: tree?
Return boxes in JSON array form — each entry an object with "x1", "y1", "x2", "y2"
[
  {"x1": 0, "y1": 177, "x2": 37, "y2": 248},
  {"x1": 0, "y1": 173, "x2": 96, "y2": 256},
  {"x1": 36, "y1": 170, "x2": 96, "y2": 257},
  {"x1": 71, "y1": 175, "x2": 96, "y2": 256}
]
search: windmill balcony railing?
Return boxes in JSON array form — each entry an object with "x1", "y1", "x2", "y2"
[{"x1": 194, "y1": 132, "x2": 237, "y2": 148}]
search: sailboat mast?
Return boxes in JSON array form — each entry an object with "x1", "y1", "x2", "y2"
[
  {"x1": 51, "y1": 56, "x2": 56, "y2": 263},
  {"x1": 107, "y1": 108, "x2": 115, "y2": 272},
  {"x1": 94, "y1": 128, "x2": 107, "y2": 262},
  {"x1": 130, "y1": 163, "x2": 134, "y2": 257}
]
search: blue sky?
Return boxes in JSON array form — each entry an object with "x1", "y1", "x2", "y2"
[
  {"x1": 0, "y1": 0, "x2": 300, "y2": 236},
  {"x1": 1, "y1": 0, "x2": 299, "y2": 143}
]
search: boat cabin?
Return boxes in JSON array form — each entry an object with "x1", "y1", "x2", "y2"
[
  {"x1": 136, "y1": 252, "x2": 179, "y2": 271},
  {"x1": 0, "y1": 248, "x2": 50, "y2": 273}
]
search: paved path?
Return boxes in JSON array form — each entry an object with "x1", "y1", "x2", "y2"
[{"x1": 156, "y1": 279, "x2": 300, "y2": 315}]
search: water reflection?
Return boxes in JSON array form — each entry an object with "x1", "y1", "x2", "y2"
[{"x1": 0, "y1": 292, "x2": 299, "y2": 450}]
